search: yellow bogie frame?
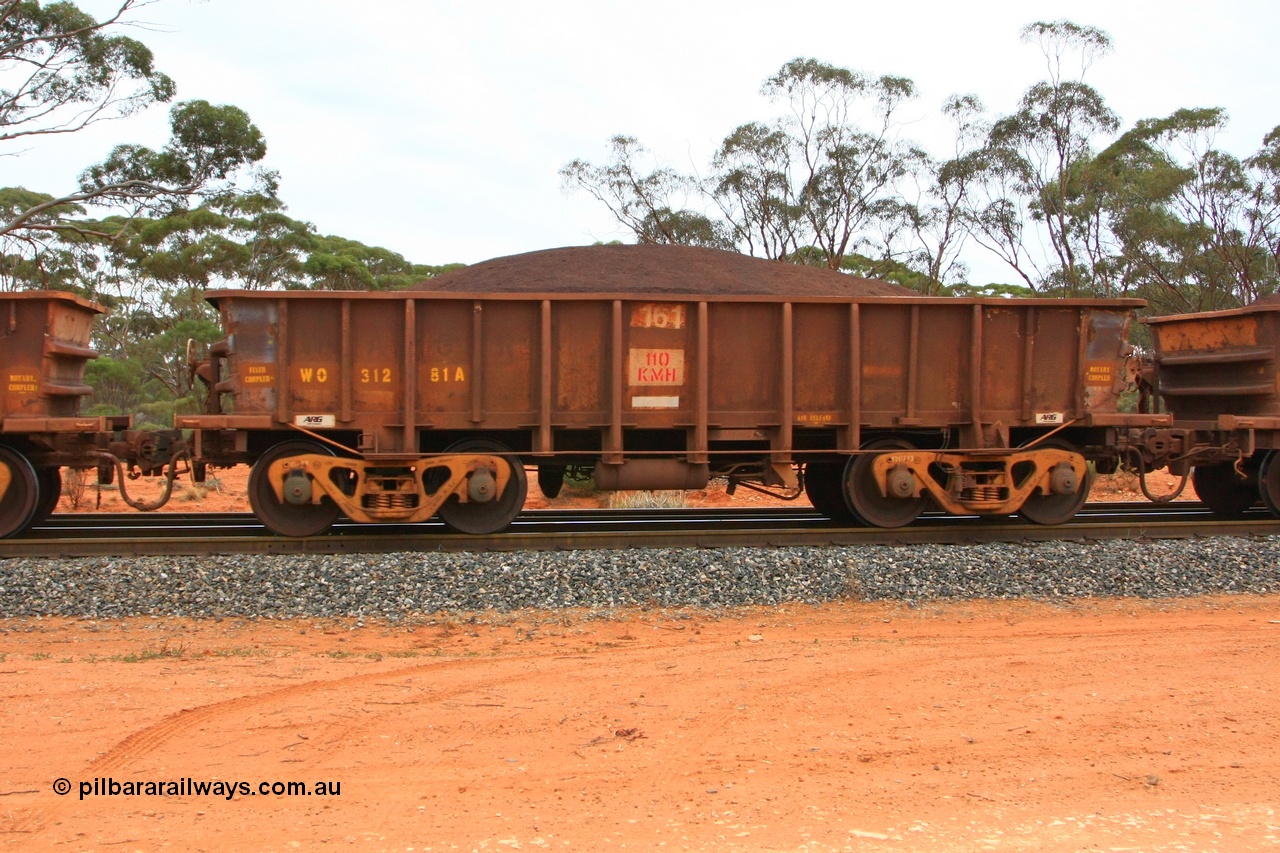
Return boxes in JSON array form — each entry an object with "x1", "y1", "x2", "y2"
[
  {"x1": 869, "y1": 448, "x2": 1088, "y2": 517},
  {"x1": 265, "y1": 453, "x2": 514, "y2": 524}
]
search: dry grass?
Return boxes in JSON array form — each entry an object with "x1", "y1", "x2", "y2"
[{"x1": 605, "y1": 490, "x2": 689, "y2": 509}]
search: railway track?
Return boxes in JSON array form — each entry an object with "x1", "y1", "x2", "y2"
[{"x1": 5, "y1": 502, "x2": 1279, "y2": 558}]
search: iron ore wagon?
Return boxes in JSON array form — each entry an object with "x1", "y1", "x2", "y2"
[
  {"x1": 178, "y1": 246, "x2": 1162, "y2": 536},
  {"x1": 1146, "y1": 298, "x2": 1280, "y2": 517},
  {"x1": 0, "y1": 292, "x2": 182, "y2": 537}
]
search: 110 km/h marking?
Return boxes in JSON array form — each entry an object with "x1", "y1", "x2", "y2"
[{"x1": 628, "y1": 349, "x2": 685, "y2": 386}]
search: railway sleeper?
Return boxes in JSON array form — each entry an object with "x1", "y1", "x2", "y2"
[
  {"x1": 262, "y1": 453, "x2": 515, "y2": 525},
  {"x1": 868, "y1": 448, "x2": 1090, "y2": 521}
]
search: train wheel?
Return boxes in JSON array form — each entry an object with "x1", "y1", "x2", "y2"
[
  {"x1": 32, "y1": 467, "x2": 62, "y2": 526},
  {"x1": 1017, "y1": 441, "x2": 1093, "y2": 526},
  {"x1": 436, "y1": 439, "x2": 528, "y2": 535},
  {"x1": 843, "y1": 439, "x2": 927, "y2": 528},
  {"x1": 0, "y1": 446, "x2": 39, "y2": 538},
  {"x1": 1192, "y1": 462, "x2": 1257, "y2": 519},
  {"x1": 1261, "y1": 452, "x2": 1280, "y2": 517},
  {"x1": 248, "y1": 440, "x2": 341, "y2": 537},
  {"x1": 804, "y1": 462, "x2": 855, "y2": 522}
]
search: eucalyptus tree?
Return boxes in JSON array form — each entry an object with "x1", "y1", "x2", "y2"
[
  {"x1": 891, "y1": 94, "x2": 990, "y2": 293},
  {"x1": 706, "y1": 58, "x2": 928, "y2": 271},
  {"x1": 0, "y1": 0, "x2": 269, "y2": 273},
  {"x1": 960, "y1": 20, "x2": 1120, "y2": 295},
  {"x1": 747, "y1": 58, "x2": 924, "y2": 271},
  {"x1": 1083, "y1": 109, "x2": 1280, "y2": 312},
  {"x1": 1246, "y1": 127, "x2": 1280, "y2": 293},
  {"x1": 708, "y1": 121, "x2": 802, "y2": 260},
  {"x1": 559, "y1": 135, "x2": 731, "y2": 250},
  {"x1": 0, "y1": 189, "x2": 93, "y2": 288},
  {"x1": 565, "y1": 59, "x2": 925, "y2": 275}
]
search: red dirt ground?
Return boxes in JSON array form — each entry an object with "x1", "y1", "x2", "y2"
[{"x1": 2, "y1": 598, "x2": 1278, "y2": 850}]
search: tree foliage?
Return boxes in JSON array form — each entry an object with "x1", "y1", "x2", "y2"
[
  {"x1": 0, "y1": 1, "x2": 460, "y2": 427},
  {"x1": 566, "y1": 58, "x2": 925, "y2": 273},
  {"x1": 566, "y1": 20, "x2": 1279, "y2": 308},
  {"x1": 955, "y1": 21, "x2": 1120, "y2": 295},
  {"x1": 0, "y1": 0, "x2": 270, "y2": 241},
  {"x1": 1072, "y1": 108, "x2": 1280, "y2": 311},
  {"x1": 0, "y1": 0, "x2": 174, "y2": 142},
  {"x1": 893, "y1": 94, "x2": 989, "y2": 293},
  {"x1": 559, "y1": 135, "x2": 733, "y2": 250}
]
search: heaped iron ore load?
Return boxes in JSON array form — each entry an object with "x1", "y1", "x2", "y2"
[
  {"x1": 0, "y1": 292, "x2": 189, "y2": 536},
  {"x1": 411, "y1": 245, "x2": 915, "y2": 297},
  {"x1": 169, "y1": 246, "x2": 1155, "y2": 536}
]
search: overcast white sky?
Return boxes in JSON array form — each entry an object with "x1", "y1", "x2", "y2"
[{"x1": 13, "y1": 0, "x2": 1280, "y2": 283}]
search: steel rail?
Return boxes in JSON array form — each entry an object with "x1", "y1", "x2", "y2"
[{"x1": 3, "y1": 503, "x2": 1278, "y2": 558}]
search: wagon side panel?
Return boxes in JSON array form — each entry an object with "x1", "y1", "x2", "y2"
[
  {"x1": 1, "y1": 293, "x2": 102, "y2": 422},
  {"x1": 856, "y1": 303, "x2": 911, "y2": 427},
  {"x1": 910, "y1": 303, "x2": 970, "y2": 426},
  {"x1": 283, "y1": 298, "x2": 343, "y2": 423},
  {"x1": 1149, "y1": 308, "x2": 1279, "y2": 422},
  {"x1": 220, "y1": 296, "x2": 280, "y2": 419},
  {"x1": 475, "y1": 300, "x2": 538, "y2": 429},
  {"x1": 792, "y1": 303, "x2": 847, "y2": 430},
  {"x1": 348, "y1": 299, "x2": 405, "y2": 425},
  {"x1": 977, "y1": 305, "x2": 1027, "y2": 422},
  {"x1": 1029, "y1": 307, "x2": 1079, "y2": 421},
  {"x1": 551, "y1": 300, "x2": 609, "y2": 426},
  {"x1": 417, "y1": 298, "x2": 475, "y2": 419},
  {"x1": 706, "y1": 302, "x2": 778, "y2": 426}
]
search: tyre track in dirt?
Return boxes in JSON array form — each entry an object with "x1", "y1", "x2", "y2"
[
  {"x1": 9, "y1": 655, "x2": 547, "y2": 839},
  {"x1": 9, "y1": 638, "x2": 714, "y2": 840},
  {"x1": 82, "y1": 631, "x2": 724, "y2": 775},
  {"x1": 85, "y1": 658, "x2": 526, "y2": 775}
]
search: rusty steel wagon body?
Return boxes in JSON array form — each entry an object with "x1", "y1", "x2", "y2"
[
  {"x1": 1145, "y1": 300, "x2": 1280, "y2": 517},
  {"x1": 180, "y1": 289, "x2": 1160, "y2": 535},
  {"x1": 0, "y1": 292, "x2": 187, "y2": 537}
]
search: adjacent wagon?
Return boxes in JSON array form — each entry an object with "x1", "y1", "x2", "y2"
[
  {"x1": 0, "y1": 292, "x2": 167, "y2": 536},
  {"x1": 1146, "y1": 299, "x2": 1280, "y2": 516}
]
